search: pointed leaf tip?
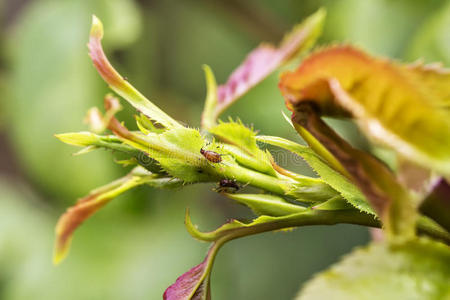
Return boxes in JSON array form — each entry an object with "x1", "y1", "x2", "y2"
[
  {"x1": 164, "y1": 252, "x2": 212, "y2": 300},
  {"x1": 90, "y1": 15, "x2": 103, "y2": 39},
  {"x1": 213, "y1": 8, "x2": 326, "y2": 118},
  {"x1": 87, "y1": 15, "x2": 181, "y2": 129},
  {"x1": 55, "y1": 132, "x2": 100, "y2": 147},
  {"x1": 200, "y1": 64, "x2": 218, "y2": 130},
  {"x1": 53, "y1": 169, "x2": 154, "y2": 264}
]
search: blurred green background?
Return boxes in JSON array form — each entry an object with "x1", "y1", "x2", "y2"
[{"x1": 0, "y1": 0, "x2": 449, "y2": 299}]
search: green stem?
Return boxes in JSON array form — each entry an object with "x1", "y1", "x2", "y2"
[
  {"x1": 191, "y1": 209, "x2": 450, "y2": 245},
  {"x1": 219, "y1": 163, "x2": 289, "y2": 195}
]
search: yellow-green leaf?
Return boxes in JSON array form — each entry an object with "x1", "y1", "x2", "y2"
[
  {"x1": 297, "y1": 238, "x2": 450, "y2": 300},
  {"x1": 280, "y1": 45, "x2": 450, "y2": 176}
]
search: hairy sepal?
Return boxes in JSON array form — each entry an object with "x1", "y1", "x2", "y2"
[
  {"x1": 209, "y1": 120, "x2": 276, "y2": 176},
  {"x1": 257, "y1": 135, "x2": 374, "y2": 215}
]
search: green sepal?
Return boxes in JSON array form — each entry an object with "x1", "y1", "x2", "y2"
[
  {"x1": 223, "y1": 193, "x2": 306, "y2": 216},
  {"x1": 287, "y1": 179, "x2": 342, "y2": 204},
  {"x1": 56, "y1": 132, "x2": 164, "y2": 174},
  {"x1": 312, "y1": 196, "x2": 354, "y2": 211},
  {"x1": 135, "y1": 113, "x2": 165, "y2": 134},
  {"x1": 200, "y1": 64, "x2": 218, "y2": 130},
  {"x1": 257, "y1": 135, "x2": 374, "y2": 215},
  {"x1": 209, "y1": 120, "x2": 276, "y2": 176}
]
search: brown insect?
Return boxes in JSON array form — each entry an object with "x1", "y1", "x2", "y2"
[
  {"x1": 218, "y1": 179, "x2": 240, "y2": 192},
  {"x1": 200, "y1": 148, "x2": 222, "y2": 163}
]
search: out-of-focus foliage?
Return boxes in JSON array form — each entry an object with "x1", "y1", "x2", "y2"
[
  {"x1": 1, "y1": 0, "x2": 449, "y2": 299},
  {"x1": 297, "y1": 238, "x2": 450, "y2": 300},
  {"x1": 4, "y1": 0, "x2": 141, "y2": 199}
]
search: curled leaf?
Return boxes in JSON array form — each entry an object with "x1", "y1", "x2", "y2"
[
  {"x1": 185, "y1": 208, "x2": 379, "y2": 243},
  {"x1": 88, "y1": 15, "x2": 181, "y2": 129},
  {"x1": 171, "y1": 207, "x2": 448, "y2": 299},
  {"x1": 211, "y1": 8, "x2": 326, "y2": 120},
  {"x1": 280, "y1": 45, "x2": 450, "y2": 176},
  {"x1": 84, "y1": 94, "x2": 122, "y2": 133}
]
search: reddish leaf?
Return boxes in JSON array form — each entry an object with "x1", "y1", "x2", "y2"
[
  {"x1": 214, "y1": 8, "x2": 326, "y2": 118},
  {"x1": 53, "y1": 168, "x2": 153, "y2": 264},
  {"x1": 88, "y1": 15, "x2": 181, "y2": 129},
  {"x1": 164, "y1": 247, "x2": 213, "y2": 300}
]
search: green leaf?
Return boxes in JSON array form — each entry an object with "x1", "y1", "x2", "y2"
[
  {"x1": 55, "y1": 132, "x2": 102, "y2": 147},
  {"x1": 151, "y1": 127, "x2": 211, "y2": 182},
  {"x1": 106, "y1": 119, "x2": 291, "y2": 194},
  {"x1": 289, "y1": 104, "x2": 416, "y2": 240},
  {"x1": 223, "y1": 193, "x2": 306, "y2": 216},
  {"x1": 297, "y1": 238, "x2": 450, "y2": 300},
  {"x1": 257, "y1": 135, "x2": 374, "y2": 215},
  {"x1": 55, "y1": 132, "x2": 164, "y2": 174},
  {"x1": 209, "y1": 120, "x2": 276, "y2": 176},
  {"x1": 200, "y1": 65, "x2": 218, "y2": 130}
]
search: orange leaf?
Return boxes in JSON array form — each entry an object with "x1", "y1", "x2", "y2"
[
  {"x1": 53, "y1": 169, "x2": 152, "y2": 264},
  {"x1": 280, "y1": 45, "x2": 450, "y2": 176}
]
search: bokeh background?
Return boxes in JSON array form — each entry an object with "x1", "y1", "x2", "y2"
[{"x1": 0, "y1": 0, "x2": 449, "y2": 299}]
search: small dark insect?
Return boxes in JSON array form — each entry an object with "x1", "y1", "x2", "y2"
[
  {"x1": 216, "y1": 179, "x2": 240, "y2": 193},
  {"x1": 219, "y1": 179, "x2": 240, "y2": 191},
  {"x1": 200, "y1": 148, "x2": 222, "y2": 163}
]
